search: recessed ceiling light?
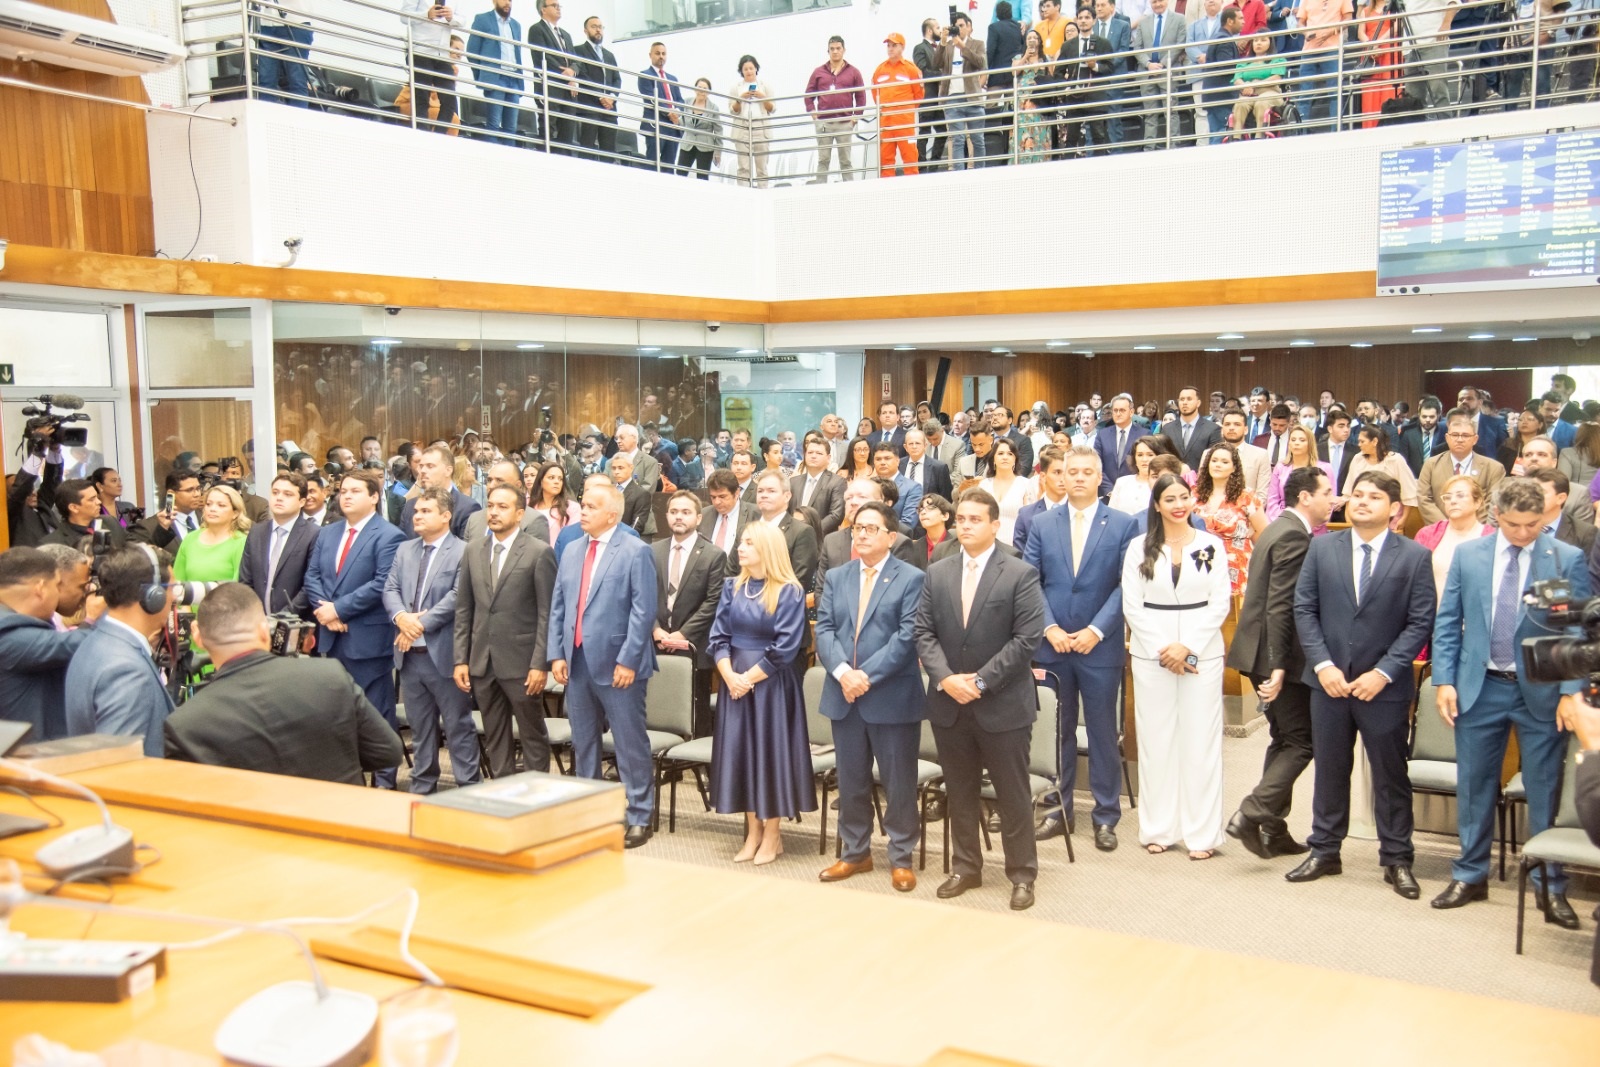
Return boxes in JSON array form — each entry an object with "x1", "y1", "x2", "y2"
[
  {"x1": 1467, "y1": 333, "x2": 1495, "y2": 340},
  {"x1": 657, "y1": 351, "x2": 677, "y2": 358},
  {"x1": 1350, "y1": 342, "x2": 1373, "y2": 348},
  {"x1": 638, "y1": 346, "x2": 660, "y2": 353},
  {"x1": 820, "y1": 351, "x2": 835, "y2": 356},
  {"x1": 893, "y1": 345, "x2": 915, "y2": 351},
  {"x1": 990, "y1": 347, "x2": 1010, "y2": 354},
  {"x1": 1217, "y1": 333, "x2": 1245, "y2": 340},
  {"x1": 1133, "y1": 344, "x2": 1155, "y2": 351},
  {"x1": 1290, "y1": 340, "x2": 1316, "y2": 347},
  {"x1": 370, "y1": 338, "x2": 401, "y2": 345},
  {"x1": 1045, "y1": 340, "x2": 1071, "y2": 348},
  {"x1": 737, "y1": 348, "x2": 759, "y2": 355},
  {"x1": 1204, "y1": 347, "x2": 1225, "y2": 353},
  {"x1": 1412, "y1": 327, "x2": 1442, "y2": 334},
  {"x1": 1513, "y1": 336, "x2": 1538, "y2": 342},
  {"x1": 516, "y1": 342, "x2": 544, "y2": 350}
]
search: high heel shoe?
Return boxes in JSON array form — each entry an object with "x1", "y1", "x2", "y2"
[
  {"x1": 753, "y1": 841, "x2": 784, "y2": 866},
  {"x1": 734, "y1": 838, "x2": 760, "y2": 863}
]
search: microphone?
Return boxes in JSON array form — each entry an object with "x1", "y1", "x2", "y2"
[
  {"x1": 0, "y1": 757, "x2": 136, "y2": 879},
  {"x1": 35, "y1": 394, "x2": 86, "y2": 411}
]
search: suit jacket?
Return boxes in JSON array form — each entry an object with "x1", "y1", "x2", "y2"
[
  {"x1": 302, "y1": 515, "x2": 405, "y2": 663},
  {"x1": 637, "y1": 66, "x2": 684, "y2": 135},
  {"x1": 0, "y1": 607, "x2": 89, "y2": 741},
  {"x1": 899, "y1": 455, "x2": 953, "y2": 508},
  {"x1": 1474, "y1": 410, "x2": 1509, "y2": 460},
  {"x1": 816, "y1": 526, "x2": 924, "y2": 597},
  {"x1": 465, "y1": 10, "x2": 524, "y2": 89},
  {"x1": 237, "y1": 516, "x2": 319, "y2": 617},
  {"x1": 1225, "y1": 513, "x2": 1311, "y2": 679},
  {"x1": 1092, "y1": 14, "x2": 1135, "y2": 71},
  {"x1": 815, "y1": 555, "x2": 927, "y2": 724},
  {"x1": 1060, "y1": 33, "x2": 1115, "y2": 88},
  {"x1": 792, "y1": 469, "x2": 846, "y2": 535},
  {"x1": 1010, "y1": 496, "x2": 1059, "y2": 558},
  {"x1": 915, "y1": 548, "x2": 1047, "y2": 731},
  {"x1": 383, "y1": 533, "x2": 465, "y2": 676},
  {"x1": 1202, "y1": 30, "x2": 1241, "y2": 94},
  {"x1": 620, "y1": 481, "x2": 656, "y2": 536},
  {"x1": 929, "y1": 434, "x2": 966, "y2": 466},
  {"x1": 572, "y1": 36, "x2": 621, "y2": 107},
  {"x1": 398, "y1": 485, "x2": 480, "y2": 541},
  {"x1": 46, "y1": 519, "x2": 125, "y2": 551},
  {"x1": 64, "y1": 619, "x2": 175, "y2": 757},
  {"x1": 953, "y1": 450, "x2": 996, "y2": 481},
  {"x1": 699, "y1": 502, "x2": 758, "y2": 554},
  {"x1": 1432, "y1": 532, "x2": 1589, "y2": 718},
  {"x1": 163, "y1": 652, "x2": 404, "y2": 786},
  {"x1": 1254, "y1": 430, "x2": 1292, "y2": 467},
  {"x1": 912, "y1": 37, "x2": 943, "y2": 101},
  {"x1": 1556, "y1": 512, "x2": 1598, "y2": 556},
  {"x1": 607, "y1": 450, "x2": 661, "y2": 492},
  {"x1": 1235, "y1": 441, "x2": 1271, "y2": 500},
  {"x1": 1024, "y1": 501, "x2": 1140, "y2": 670},
  {"x1": 1416, "y1": 451, "x2": 1506, "y2": 524},
  {"x1": 771, "y1": 512, "x2": 820, "y2": 591},
  {"x1": 462, "y1": 507, "x2": 551, "y2": 544},
  {"x1": 1132, "y1": 8, "x2": 1188, "y2": 70},
  {"x1": 453, "y1": 529, "x2": 555, "y2": 679},
  {"x1": 931, "y1": 537, "x2": 1021, "y2": 563},
  {"x1": 1161, "y1": 417, "x2": 1223, "y2": 471},
  {"x1": 526, "y1": 18, "x2": 575, "y2": 91},
  {"x1": 1398, "y1": 423, "x2": 1447, "y2": 476},
  {"x1": 1317, "y1": 437, "x2": 1358, "y2": 496},
  {"x1": 868, "y1": 426, "x2": 906, "y2": 458},
  {"x1": 547, "y1": 526, "x2": 658, "y2": 683},
  {"x1": 1293, "y1": 530, "x2": 1434, "y2": 701},
  {"x1": 889, "y1": 472, "x2": 924, "y2": 529},
  {"x1": 652, "y1": 534, "x2": 725, "y2": 666},
  {"x1": 1093, "y1": 423, "x2": 1151, "y2": 497}
]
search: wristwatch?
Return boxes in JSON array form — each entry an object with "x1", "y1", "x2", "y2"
[{"x1": 974, "y1": 675, "x2": 987, "y2": 696}]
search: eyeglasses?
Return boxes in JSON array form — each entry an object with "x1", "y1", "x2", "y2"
[
  {"x1": 1445, "y1": 432, "x2": 1475, "y2": 440},
  {"x1": 852, "y1": 524, "x2": 888, "y2": 536}
]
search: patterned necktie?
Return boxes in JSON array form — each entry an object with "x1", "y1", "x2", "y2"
[
  {"x1": 1490, "y1": 544, "x2": 1522, "y2": 665},
  {"x1": 667, "y1": 542, "x2": 685, "y2": 611},
  {"x1": 1356, "y1": 543, "x2": 1373, "y2": 605}
]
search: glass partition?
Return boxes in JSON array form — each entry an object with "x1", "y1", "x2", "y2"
[
  {"x1": 150, "y1": 398, "x2": 255, "y2": 479},
  {"x1": 612, "y1": 0, "x2": 850, "y2": 42},
  {"x1": 145, "y1": 308, "x2": 254, "y2": 389}
]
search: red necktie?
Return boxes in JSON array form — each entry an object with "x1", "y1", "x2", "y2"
[
  {"x1": 574, "y1": 537, "x2": 599, "y2": 647},
  {"x1": 335, "y1": 526, "x2": 358, "y2": 573}
]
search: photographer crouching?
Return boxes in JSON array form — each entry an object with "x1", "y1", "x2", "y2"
[{"x1": 163, "y1": 583, "x2": 404, "y2": 785}]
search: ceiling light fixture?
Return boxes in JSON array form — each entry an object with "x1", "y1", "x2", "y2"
[
  {"x1": 893, "y1": 345, "x2": 915, "y2": 351},
  {"x1": 737, "y1": 348, "x2": 759, "y2": 355},
  {"x1": 990, "y1": 347, "x2": 1010, "y2": 354},
  {"x1": 1204, "y1": 347, "x2": 1225, "y2": 353},
  {"x1": 1133, "y1": 344, "x2": 1155, "y2": 351},
  {"x1": 369, "y1": 338, "x2": 401, "y2": 346},
  {"x1": 1467, "y1": 333, "x2": 1495, "y2": 340},
  {"x1": 1350, "y1": 342, "x2": 1373, "y2": 348},
  {"x1": 638, "y1": 346, "x2": 661, "y2": 353},
  {"x1": 1045, "y1": 340, "x2": 1070, "y2": 348},
  {"x1": 1217, "y1": 333, "x2": 1245, "y2": 340},
  {"x1": 1513, "y1": 336, "x2": 1538, "y2": 342},
  {"x1": 1412, "y1": 327, "x2": 1442, "y2": 334},
  {"x1": 1290, "y1": 340, "x2": 1316, "y2": 347},
  {"x1": 516, "y1": 342, "x2": 544, "y2": 350}
]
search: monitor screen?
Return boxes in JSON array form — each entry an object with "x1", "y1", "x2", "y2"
[{"x1": 1377, "y1": 130, "x2": 1600, "y2": 295}]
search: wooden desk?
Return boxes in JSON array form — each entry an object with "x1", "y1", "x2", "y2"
[{"x1": 3, "y1": 771, "x2": 1598, "y2": 1066}]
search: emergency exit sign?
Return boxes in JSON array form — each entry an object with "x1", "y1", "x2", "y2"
[
  {"x1": 0, "y1": 364, "x2": 13, "y2": 385},
  {"x1": 881, "y1": 374, "x2": 891, "y2": 399}
]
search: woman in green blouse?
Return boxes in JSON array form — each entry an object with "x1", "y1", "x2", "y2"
[
  {"x1": 1230, "y1": 34, "x2": 1286, "y2": 137},
  {"x1": 172, "y1": 484, "x2": 250, "y2": 584}
]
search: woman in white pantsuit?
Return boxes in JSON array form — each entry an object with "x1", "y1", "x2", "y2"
[{"x1": 1122, "y1": 473, "x2": 1234, "y2": 860}]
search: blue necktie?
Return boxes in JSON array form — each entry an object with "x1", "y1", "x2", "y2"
[
  {"x1": 1356, "y1": 543, "x2": 1372, "y2": 604},
  {"x1": 1153, "y1": 14, "x2": 1163, "y2": 53},
  {"x1": 1490, "y1": 544, "x2": 1522, "y2": 666}
]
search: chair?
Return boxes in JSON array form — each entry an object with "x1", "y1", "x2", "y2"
[
  {"x1": 540, "y1": 683, "x2": 572, "y2": 774},
  {"x1": 1407, "y1": 682, "x2": 1459, "y2": 806},
  {"x1": 803, "y1": 665, "x2": 838, "y2": 854},
  {"x1": 876, "y1": 721, "x2": 941, "y2": 871},
  {"x1": 393, "y1": 701, "x2": 413, "y2": 768},
  {"x1": 1516, "y1": 737, "x2": 1600, "y2": 954},
  {"x1": 1045, "y1": 669, "x2": 1136, "y2": 813},
  {"x1": 1017, "y1": 677, "x2": 1075, "y2": 864},
  {"x1": 1499, "y1": 771, "x2": 1526, "y2": 880},
  {"x1": 602, "y1": 654, "x2": 694, "y2": 832}
]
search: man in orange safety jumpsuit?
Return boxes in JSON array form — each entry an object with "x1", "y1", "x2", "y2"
[{"x1": 872, "y1": 32, "x2": 924, "y2": 177}]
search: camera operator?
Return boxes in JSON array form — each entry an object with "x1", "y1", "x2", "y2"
[
  {"x1": 44, "y1": 478, "x2": 127, "y2": 551},
  {"x1": 130, "y1": 470, "x2": 203, "y2": 549},
  {"x1": 36, "y1": 544, "x2": 97, "y2": 628},
  {"x1": 164, "y1": 583, "x2": 404, "y2": 785},
  {"x1": 0, "y1": 547, "x2": 94, "y2": 741},
  {"x1": 64, "y1": 546, "x2": 177, "y2": 756},
  {"x1": 7, "y1": 437, "x2": 64, "y2": 548}
]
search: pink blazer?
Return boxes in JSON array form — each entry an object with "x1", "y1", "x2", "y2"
[{"x1": 1414, "y1": 520, "x2": 1494, "y2": 551}]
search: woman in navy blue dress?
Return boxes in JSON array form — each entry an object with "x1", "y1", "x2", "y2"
[{"x1": 707, "y1": 522, "x2": 816, "y2": 865}]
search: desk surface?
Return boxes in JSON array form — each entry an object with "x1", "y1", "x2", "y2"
[{"x1": 3, "y1": 772, "x2": 1598, "y2": 1067}]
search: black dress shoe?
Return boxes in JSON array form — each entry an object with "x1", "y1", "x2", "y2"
[
  {"x1": 1094, "y1": 824, "x2": 1118, "y2": 852},
  {"x1": 1535, "y1": 887, "x2": 1582, "y2": 929},
  {"x1": 623, "y1": 825, "x2": 653, "y2": 849},
  {"x1": 985, "y1": 810, "x2": 1003, "y2": 834},
  {"x1": 937, "y1": 873, "x2": 982, "y2": 899},
  {"x1": 922, "y1": 795, "x2": 945, "y2": 822},
  {"x1": 1035, "y1": 814, "x2": 1067, "y2": 841},
  {"x1": 1429, "y1": 879, "x2": 1488, "y2": 909},
  {"x1": 1383, "y1": 864, "x2": 1420, "y2": 899},
  {"x1": 1226, "y1": 810, "x2": 1270, "y2": 859},
  {"x1": 1285, "y1": 854, "x2": 1342, "y2": 883},
  {"x1": 1009, "y1": 882, "x2": 1035, "y2": 910},
  {"x1": 1263, "y1": 830, "x2": 1310, "y2": 856}
]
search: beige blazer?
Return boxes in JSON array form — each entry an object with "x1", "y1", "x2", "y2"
[
  {"x1": 1235, "y1": 441, "x2": 1271, "y2": 501},
  {"x1": 1416, "y1": 451, "x2": 1505, "y2": 525}
]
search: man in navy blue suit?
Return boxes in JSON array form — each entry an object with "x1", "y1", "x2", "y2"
[
  {"x1": 466, "y1": 0, "x2": 524, "y2": 145},
  {"x1": 304, "y1": 469, "x2": 405, "y2": 787},
  {"x1": 1456, "y1": 385, "x2": 1508, "y2": 461},
  {"x1": 814, "y1": 501, "x2": 928, "y2": 891},
  {"x1": 637, "y1": 40, "x2": 684, "y2": 172},
  {"x1": 64, "y1": 546, "x2": 176, "y2": 756},
  {"x1": 1289, "y1": 470, "x2": 1434, "y2": 897},
  {"x1": 549, "y1": 479, "x2": 659, "y2": 847},
  {"x1": 1092, "y1": 395, "x2": 1149, "y2": 499},
  {"x1": 1025, "y1": 445, "x2": 1140, "y2": 851},
  {"x1": 398, "y1": 444, "x2": 480, "y2": 541},
  {"x1": 1431, "y1": 477, "x2": 1589, "y2": 926}
]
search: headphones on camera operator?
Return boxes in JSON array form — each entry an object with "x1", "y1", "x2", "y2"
[{"x1": 135, "y1": 543, "x2": 170, "y2": 616}]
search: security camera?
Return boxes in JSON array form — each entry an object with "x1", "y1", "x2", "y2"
[
  {"x1": 385, "y1": 307, "x2": 402, "y2": 316},
  {"x1": 1575, "y1": 331, "x2": 1591, "y2": 346},
  {"x1": 706, "y1": 321, "x2": 721, "y2": 332}
]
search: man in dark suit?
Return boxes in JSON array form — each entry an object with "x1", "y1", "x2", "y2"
[
  {"x1": 164, "y1": 583, "x2": 404, "y2": 785},
  {"x1": 1535, "y1": 469, "x2": 1598, "y2": 555},
  {"x1": 303, "y1": 469, "x2": 405, "y2": 787},
  {"x1": 398, "y1": 445, "x2": 480, "y2": 541},
  {"x1": 1397, "y1": 396, "x2": 1446, "y2": 476},
  {"x1": 653, "y1": 491, "x2": 726, "y2": 738},
  {"x1": 1431, "y1": 477, "x2": 1588, "y2": 925},
  {"x1": 870, "y1": 399, "x2": 907, "y2": 458},
  {"x1": 1225, "y1": 466, "x2": 1332, "y2": 858},
  {"x1": 814, "y1": 477, "x2": 925, "y2": 602},
  {"x1": 900, "y1": 428, "x2": 952, "y2": 517},
  {"x1": 1057, "y1": 16, "x2": 1114, "y2": 153},
  {"x1": 793, "y1": 436, "x2": 847, "y2": 535},
  {"x1": 699, "y1": 469, "x2": 756, "y2": 557},
  {"x1": 1012, "y1": 445, "x2": 1068, "y2": 558},
  {"x1": 1253, "y1": 403, "x2": 1294, "y2": 467},
  {"x1": 572, "y1": 15, "x2": 620, "y2": 161},
  {"x1": 1026, "y1": 445, "x2": 1141, "y2": 849},
  {"x1": 816, "y1": 501, "x2": 928, "y2": 892},
  {"x1": 610, "y1": 452, "x2": 656, "y2": 537},
  {"x1": 916, "y1": 488, "x2": 1047, "y2": 910},
  {"x1": 1318, "y1": 409, "x2": 1357, "y2": 501},
  {"x1": 1457, "y1": 386, "x2": 1509, "y2": 460},
  {"x1": 1093, "y1": 396, "x2": 1149, "y2": 498},
  {"x1": 638, "y1": 40, "x2": 684, "y2": 172},
  {"x1": 751, "y1": 471, "x2": 820, "y2": 592},
  {"x1": 1160, "y1": 386, "x2": 1223, "y2": 471},
  {"x1": 911, "y1": 18, "x2": 946, "y2": 167},
  {"x1": 453, "y1": 484, "x2": 557, "y2": 778},
  {"x1": 1201, "y1": 4, "x2": 1242, "y2": 136},
  {"x1": 986, "y1": 406, "x2": 1034, "y2": 475},
  {"x1": 385, "y1": 488, "x2": 476, "y2": 793},
  {"x1": 1088, "y1": 0, "x2": 1134, "y2": 145},
  {"x1": 526, "y1": 0, "x2": 577, "y2": 151},
  {"x1": 238, "y1": 472, "x2": 319, "y2": 618},
  {"x1": 128, "y1": 470, "x2": 202, "y2": 551},
  {"x1": 1289, "y1": 470, "x2": 1434, "y2": 896},
  {"x1": 549, "y1": 480, "x2": 659, "y2": 847},
  {"x1": 463, "y1": 460, "x2": 551, "y2": 543},
  {"x1": 0, "y1": 547, "x2": 92, "y2": 742}
]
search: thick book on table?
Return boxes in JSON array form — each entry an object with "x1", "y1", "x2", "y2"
[
  {"x1": 409, "y1": 771, "x2": 625, "y2": 855},
  {"x1": 10, "y1": 734, "x2": 144, "y2": 775}
]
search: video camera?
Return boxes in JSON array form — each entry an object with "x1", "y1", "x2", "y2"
[
  {"x1": 19, "y1": 394, "x2": 92, "y2": 454},
  {"x1": 1520, "y1": 579, "x2": 1600, "y2": 703}
]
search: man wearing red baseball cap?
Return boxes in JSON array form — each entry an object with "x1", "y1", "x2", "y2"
[{"x1": 872, "y1": 32, "x2": 924, "y2": 176}]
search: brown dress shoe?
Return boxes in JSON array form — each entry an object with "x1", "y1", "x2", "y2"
[
  {"x1": 891, "y1": 868, "x2": 916, "y2": 892},
  {"x1": 819, "y1": 857, "x2": 873, "y2": 882}
]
